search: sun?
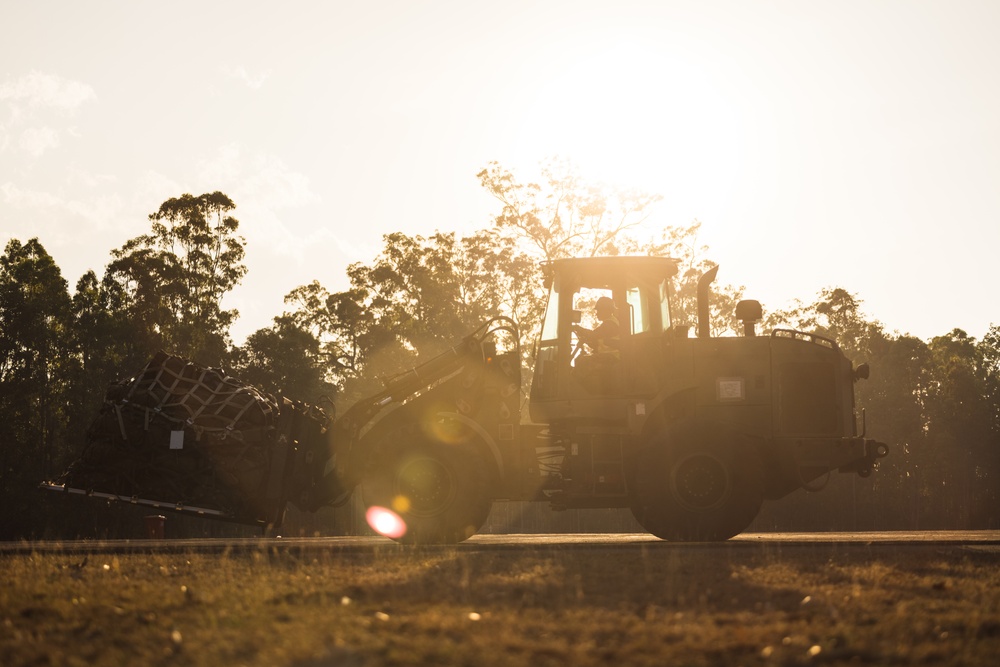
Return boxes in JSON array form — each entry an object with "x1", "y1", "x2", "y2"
[{"x1": 507, "y1": 41, "x2": 750, "y2": 218}]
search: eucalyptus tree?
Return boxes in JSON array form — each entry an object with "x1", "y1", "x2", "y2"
[
  {"x1": 476, "y1": 157, "x2": 663, "y2": 261},
  {"x1": 977, "y1": 324, "x2": 1000, "y2": 437},
  {"x1": 976, "y1": 325, "x2": 1000, "y2": 524},
  {"x1": 105, "y1": 191, "x2": 246, "y2": 364},
  {"x1": 282, "y1": 276, "x2": 423, "y2": 405},
  {"x1": 924, "y1": 329, "x2": 999, "y2": 526},
  {"x1": 476, "y1": 159, "x2": 739, "y2": 331},
  {"x1": 0, "y1": 238, "x2": 74, "y2": 536},
  {"x1": 458, "y1": 227, "x2": 545, "y2": 349},
  {"x1": 60, "y1": 270, "x2": 138, "y2": 452},
  {"x1": 229, "y1": 315, "x2": 334, "y2": 404},
  {"x1": 346, "y1": 231, "x2": 473, "y2": 354},
  {"x1": 281, "y1": 229, "x2": 539, "y2": 404}
]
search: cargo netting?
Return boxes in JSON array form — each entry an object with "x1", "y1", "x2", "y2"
[{"x1": 48, "y1": 351, "x2": 338, "y2": 526}]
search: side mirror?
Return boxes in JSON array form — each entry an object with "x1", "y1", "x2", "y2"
[{"x1": 571, "y1": 309, "x2": 582, "y2": 324}]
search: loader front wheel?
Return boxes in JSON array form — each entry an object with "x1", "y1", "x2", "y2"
[
  {"x1": 362, "y1": 431, "x2": 492, "y2": 544},
  {"x1": 630, "y1": 420, "x2": 763, "y2": 541}
]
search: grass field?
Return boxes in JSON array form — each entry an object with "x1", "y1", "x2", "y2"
[{"x1": 2, "y1": 539, "x2": 999, "y2": 666}]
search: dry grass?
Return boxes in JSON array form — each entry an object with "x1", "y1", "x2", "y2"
[{"x1": 2, "y1": 541, "x2": 999, "y2": 666}]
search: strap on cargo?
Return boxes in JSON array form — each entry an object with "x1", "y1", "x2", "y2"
[
  {"x1": 149, "y1": 362, "x2": 170, "y2": 399},
  {"x1": 224, "y1": 394, "x2": 257, "y2": 429},
  {"x1": 160, "y1": 362, "x2": 186, "y2": 410},
  {"x1": 188, "y1": 368, "x2": 213, "y2": 421},
  {"x1": 126, "y1": 357, "x2": 160, "y2": 400}
]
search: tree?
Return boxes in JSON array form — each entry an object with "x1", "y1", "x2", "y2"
[
  {"x1": 106, "y1": 191, "x2": 247, "y2": 364},
  {"x1": 230, "y1": 316, "x2": 335, "y2": 404},
  {"x1": 346, "y1": 231, "x2": 475, "y2": 353},
  {"x1": 477, "y1": 157, "x2": 663, "y2": 261},
  {"x1": 978, "y1": 324, "x2": 1000, "y2": 436},
  {"x1": 477, "y1": 159, "x2": 741, "y2": 332},
  {"x1": 282, "y1": 230, "x2": 539, "y2": 404},
  {"x1": 456, "y1": 228, "x2": 545, "y2": 349},
  {"x1": 976, "y1": 325, "x2": 1000, "y2": 526},
  {"x1": 923, "y1": 329, "x2": 998, "y2": 527},
  {"x1": 283, "y1": 278, "x2": 413, "y2": 404},
  {"x1": 765, "y1": 287, "x2": 885, "y2": 364},
  {"x1": 61, "y1": 270, "x2": 139, "y2": 457},
  {"x1": 0, "y1": 238, "x2": 74, "y2": 537}
]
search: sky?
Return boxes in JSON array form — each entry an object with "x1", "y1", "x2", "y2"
[{"x1": 2, "y1": 0, "x2": 998, "y2": 345}]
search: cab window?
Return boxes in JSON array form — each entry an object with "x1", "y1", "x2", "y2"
[
  {"x1": 625, "y1": 286, "x2": 649, "y2": 335},
  {"x1": 659, "y1": 279, "x2": 672, "y2": 331},
  {"x1": 539, "y1": 284, "x2": 560, "y2": 342}
]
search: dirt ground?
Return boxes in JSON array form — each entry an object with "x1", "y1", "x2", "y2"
[{"x1": 2, "y1": 539, "x2": 998, "y2": 666}]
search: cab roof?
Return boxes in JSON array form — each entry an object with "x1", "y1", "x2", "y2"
[{"x1": 542, "y1": 256, "x2": 679, "y2": 285}]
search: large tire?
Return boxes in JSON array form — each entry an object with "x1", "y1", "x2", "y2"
[
  {"x1": 630, "y1": 420, "x2": 763, "y2": 541},
  {"x1": 361, "y1": 424, "x2": 493, "y2": 544}
]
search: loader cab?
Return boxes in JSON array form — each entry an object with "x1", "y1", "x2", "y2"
[{"x1": 529, "y1": 256, "x2": 680, "y2": 422}]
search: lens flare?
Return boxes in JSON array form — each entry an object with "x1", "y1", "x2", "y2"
[
  {"x1": 391, "y1": 495, "x2": 411, "y2": 514},
  {"x1": 423, "y1": 410, "x2": 473, "y2": 446},
  {"x1": 365, "y1": 506, "x2": 407, "y2": 539}
]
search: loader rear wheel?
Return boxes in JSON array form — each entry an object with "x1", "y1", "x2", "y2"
[
  {"x1": 630, "y1": 420, "x2": 763, "y2": 541},
  {"x1": 361, "y1": 428, "x2": 492, "y2": 545}
]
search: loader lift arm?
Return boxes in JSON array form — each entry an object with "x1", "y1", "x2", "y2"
[{"x1": 318, "y1": 316, "x2": 520, "y2": 500}]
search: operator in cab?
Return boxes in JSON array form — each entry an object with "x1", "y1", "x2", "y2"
[{"x1": 572, "y1": 296, "x2": 622, "y2": 376}]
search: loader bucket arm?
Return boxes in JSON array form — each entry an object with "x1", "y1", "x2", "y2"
[{"x1": 322, "y1": 317, "x2": 519, "y2": 492}]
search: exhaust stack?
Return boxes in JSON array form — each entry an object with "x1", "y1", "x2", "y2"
[{"x1": 697, "y1": 265, "x2": 719, "y2": 339}]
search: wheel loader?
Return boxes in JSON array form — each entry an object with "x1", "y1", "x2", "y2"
[{"x1": 47, "y1": 255, "x2": 888, "y2": 542}]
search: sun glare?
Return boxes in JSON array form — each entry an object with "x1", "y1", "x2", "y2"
[
  {"x1": 508, "y1": 41, "x2": 750, "y2": 225},
  {"x1": 365, "y1": 506, "x2": 407, "y2": 539}
]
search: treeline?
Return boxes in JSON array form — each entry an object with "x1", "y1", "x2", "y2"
[{"x1": 1, "y1": 159, "x2": 997, "y2": 538}]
